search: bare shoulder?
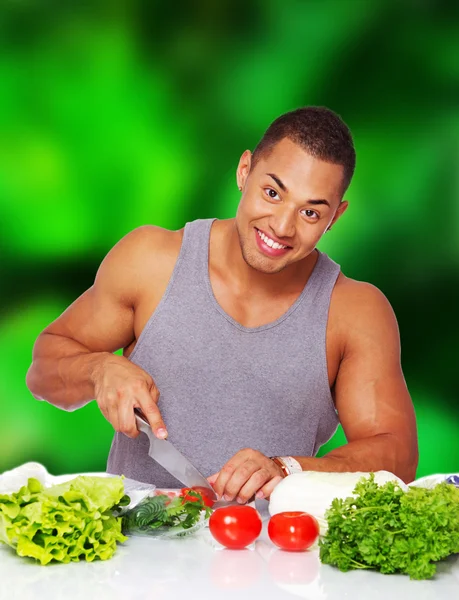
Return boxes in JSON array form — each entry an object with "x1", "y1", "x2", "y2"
[
  {"x1": 96, "y1": 225, "x2": 184, "y2": 303},
  {"x1": 113, "y1": 225, "x2": 183, "y2": 257},
  {"x1": 333, "y1": 273, "x2": 395, "y2": 313},
  {"x1": 330, "y1": 273, "x2": 400, "y2": 350}
]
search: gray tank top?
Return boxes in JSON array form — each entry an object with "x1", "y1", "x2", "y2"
[{"x1": 107, "y1": 218, "x2": 340, "y2": 487}]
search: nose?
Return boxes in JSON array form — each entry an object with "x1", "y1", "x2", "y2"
[{"x1": 269, "y1": 208, "x2": 296, "y2": 240}]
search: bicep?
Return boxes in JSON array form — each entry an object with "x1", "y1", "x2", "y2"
[
  {"x1": 334, "y1": 285, "x2": 417, "y2": 445},
  {"x1": 42, "y1": 285, "x2": 135, "y2": 355}
]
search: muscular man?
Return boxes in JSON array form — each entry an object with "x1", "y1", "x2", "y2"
[{"x1": 26, "y1": 107, "x2": 418, "y2": 503}]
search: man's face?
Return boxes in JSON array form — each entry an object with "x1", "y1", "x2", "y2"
[{"x1": 235, "y1": 137, "x2": 348, "y2": 274}]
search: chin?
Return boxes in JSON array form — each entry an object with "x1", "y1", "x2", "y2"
[
  {"x1": 236, "y1": 222, "x2": 291, "y2": 274},
  {"x1": 240, "y1": 244, "x2": 289, "y2": 275}
]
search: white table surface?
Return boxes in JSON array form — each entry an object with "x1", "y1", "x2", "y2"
[{"x1": 0, "y1": 499, "x2": 457, "y2": 600}]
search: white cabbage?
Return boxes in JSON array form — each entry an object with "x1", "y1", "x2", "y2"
[{"x1": 268, "y1": 470, "x2": 408, "y2": 535}]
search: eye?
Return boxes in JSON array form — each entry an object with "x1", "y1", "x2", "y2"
[
  {"x1": 264, "y1": 187, "x2": 280, "y2": 200},
  {"x1": 301, "y1": 209, "x2": 319, "y2": 220}
]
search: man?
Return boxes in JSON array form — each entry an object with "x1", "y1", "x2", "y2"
[{"x1": 26, "y1": 107, "x2": 418, "y2": 504}]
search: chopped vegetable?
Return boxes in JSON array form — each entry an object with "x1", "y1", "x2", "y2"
[
  {"x1": 319, "y1": 473, "x2": 459, "y2": 580},
  {"x1": 123, "y1": 489, "x2": 212, "y2": 533},
  {"x1": 0, "y1": 476, "x2": 128, "y2": 565},
  {"x1": 181, "y1": 487, "x2": 215, "y2": 507}
]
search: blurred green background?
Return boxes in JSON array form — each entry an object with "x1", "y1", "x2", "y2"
[{"x1": 0, "y1": 0, "x2": 458, "y2": 480}]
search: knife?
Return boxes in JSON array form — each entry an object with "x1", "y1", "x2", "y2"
[{"x1": 134, "y1": 408, "x2": 218, "y2": 502}]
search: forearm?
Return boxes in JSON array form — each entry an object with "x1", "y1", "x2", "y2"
[
  {"x1": 294, "y1": 433, "x2": 418, "y2": 484},
  {"x1": 26, "y1": 333, "x2": 111, "y2": 411}
]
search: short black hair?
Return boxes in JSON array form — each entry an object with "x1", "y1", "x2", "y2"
[{"x1": 251, "y1": 106, "x2": 356, "y2": 194}]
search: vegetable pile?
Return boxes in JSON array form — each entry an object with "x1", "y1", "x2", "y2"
[
  {"x1": 0, "y1": 476, "x2": 128, "y2": 565},
  {"x1": 319, "y1": 473, "x2": 459, "y2": 580},
  {"x1": 123, "y1": 488, "x2": 213, "y2": 534}
]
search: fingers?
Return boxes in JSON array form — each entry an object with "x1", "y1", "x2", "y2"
[
  {"x1": 257, "y1": 475, "x2": 283, "y2": 500},
  {"x1": 212, "y1": 467, "x2": 282, "y2": 503},
  {"x1": 98, "y1": 387, "x2": 119, "y2": 431},
  {"x1": 99, "y1": 386, "x2": 137, "y2": 437},
  {"x1": 136, "y1": 384, "x2": 168, "y2": 439},
  {"x1": 118, "y1": 392, "x2": 140, "y2": 438},
  {"x1": 212, "y1": 451, "x2": 285, "y2": 503},
  {"x1": 212, "y1": 451, "x2": 250, "y2": 499},
  {"x1": 233, "y1": 467, "x2": 272, "y2": 503},
  {"x1": 212, "y1": 465, "x2": 236, "y2": 500},
  {"x1": 96, "y1": 378, "x2": 167, "y2": 439}
]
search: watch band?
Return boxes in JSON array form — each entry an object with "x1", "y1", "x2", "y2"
[
  {"x1": 270, "y1": 456, "x2": 302, "y2": 476},
  {"x1": 270, "y1": 456, "x2": 289, "y2": 477}
]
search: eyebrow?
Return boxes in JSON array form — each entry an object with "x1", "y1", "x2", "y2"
[
  {"x1": 267, "y1": 173, "x2": 331, "y2": 208},
  {"x1": 267, "y1": 173, "x2": 287, "y2": 192},
  {"x1": 307, "y1": 198, "x2": 331, "y2": 207}
]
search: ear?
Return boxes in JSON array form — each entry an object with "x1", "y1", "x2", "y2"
[
  {"x1": 328, "y1": 200, "x2": 348, "y2": 230},
  {"x1": 236, "y1": 150, "x2": 252, "y2": 191}
]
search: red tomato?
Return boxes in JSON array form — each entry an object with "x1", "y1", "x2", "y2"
[
  {"x1": 180, "y1": 487, "x2": 215, "y2": 507},
  {"x1": 209, "y1": 506, "x2": 262, "y2": 549},
  {"x1": 268, "y1": 512, "x2": 319, "y2": 551}
]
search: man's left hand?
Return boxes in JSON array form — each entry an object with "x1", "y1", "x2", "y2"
[{"x1": 207, "y1": 448, "x2": 284, "y2": 503}]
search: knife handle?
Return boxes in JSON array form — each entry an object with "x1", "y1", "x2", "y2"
[
  {"x1": 134, "y1": 407, "x2": 149, "y2": 425},
  {"x1": 134, "y1": 408, "x2": 153, "y2": 439}
]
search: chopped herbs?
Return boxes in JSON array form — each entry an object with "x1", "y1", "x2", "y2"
[{"x1": 123, "y1": 489, "x2": 212, "y2": 534}]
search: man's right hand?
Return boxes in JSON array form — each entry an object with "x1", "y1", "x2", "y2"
[{"x1": 91, "y1": 354, "x2": 167, "y2": 440}]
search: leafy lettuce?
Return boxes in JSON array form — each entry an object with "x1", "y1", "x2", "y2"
[{"x1": 0, "y1": 476, "x2": 128, "y2": 565}]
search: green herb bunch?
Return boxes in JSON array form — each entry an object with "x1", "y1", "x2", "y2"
[
  {"x1": 123, "y1": 490, "x2": 213, "y2": 534},
  {"x1": 319, "y1": 474, "x2": 459, "y2": 580}
]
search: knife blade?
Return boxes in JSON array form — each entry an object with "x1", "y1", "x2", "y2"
[{"x1": 135, "y1": 408, "x2": 218, "y2": 502}]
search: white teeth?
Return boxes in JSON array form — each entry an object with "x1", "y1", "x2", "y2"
[{"x1": 257, "y1": 229, "x2": 288, "y2": 250}]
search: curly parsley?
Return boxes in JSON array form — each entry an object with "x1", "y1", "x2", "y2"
[{"x1": 319, "y1": 474, "x2": 459, "y2": 580}]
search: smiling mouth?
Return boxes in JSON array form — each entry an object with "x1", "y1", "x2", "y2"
[
  {"x1": 256, "y1": 228, "x2": 291, "y2": 249},
  {"x1": 254, "y1": 228, "x2": 292, "y2": 257}
]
